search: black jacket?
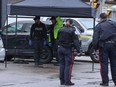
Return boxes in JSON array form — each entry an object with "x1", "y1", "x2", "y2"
[
  {"x1": 57, "y1": 26, "x2": 80, "y2": 52},
  {"x1": 30, "y1": 22, "x2": 47, "y2": 40},
  {"x1": 92, "y1": 20, "x2": 116, "y2": 49},
  {"x1": 49, "y1": 23, "x2": 55, "y2": 43}
]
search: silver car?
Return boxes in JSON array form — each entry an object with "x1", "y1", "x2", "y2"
[
  {"x1": 0, "y1": 34, "x2": 5, "y2": 61},
  {"x1": 46, "y1": 17, "x2": 99, "y2": 62},
  {"x1": 72, "y1": 18, "x2": 98, "y2": 62}
]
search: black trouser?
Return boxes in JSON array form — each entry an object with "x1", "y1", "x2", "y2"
[
  {"x1": 33, "y1": 39, "x2": 43, "y2": 65},
  {"x1": 58, "y1": 45, "x2": 74, "y2": 84},
  {"x1": 53, "y1": 39, "x2": 59, "y2": 63},
  {"x1": 99, "y1": 43, "x2": 116, "y2": 84}
]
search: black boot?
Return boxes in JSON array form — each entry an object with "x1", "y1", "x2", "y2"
[
  {"x1": 60, "y1": 80, "x2": 65, "y2": 85},
  {"x1": 65, "y1": 82, "x2": 75, "y2": 86},
  {"x1": 100, "y1": 83, "x2": 109, "y2": 86}
]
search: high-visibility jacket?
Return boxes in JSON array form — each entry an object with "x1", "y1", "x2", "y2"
[{"x1": 54, "y1": 16, "x2": 63, "y2": 39}]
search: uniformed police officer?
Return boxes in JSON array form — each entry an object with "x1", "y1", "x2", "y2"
[
  {"x1": 57, "y1": 19, "x2": 80, "y2": 86},
  {"x1": 92, "y1": 13, "x2": 116, "y2": 86},
  {"x1": 29, "y1": 16, "x2": 47, "y2": 66}
]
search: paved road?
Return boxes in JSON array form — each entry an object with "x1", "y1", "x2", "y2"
[{"x1": 0, "y1": 56, "x2": 114, "y2": 87}]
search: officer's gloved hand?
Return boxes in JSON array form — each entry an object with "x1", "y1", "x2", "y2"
[
  {"x1": 29, "y1": 40, "x2": 32, "y2": 46},
  {"x1": 77, "y1": 52, "x2": 81, "y2": 57},
  {"x1": 48, "y1": 42, "x2": 52, "y2": 46},
  {"x1": 77, "y1": 50, "x2": 83, "y2": 57}
]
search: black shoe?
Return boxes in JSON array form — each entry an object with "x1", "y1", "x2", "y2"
[
  {"x1": 60, "y1": 82, "x2": 65, "y2": 85},
  {"x1": 35, "y1": 62, "x2": 43, "y2": 66},
  {"x1": 38, "y1": 62, "x2": 43, "y2": 65},
  {"x1": 54, "y1": 63, "x2": 59, "y2": 66},
  {"x1": 60, "y1": 80, "x2": 65, "y2": 85},
  {"x1": 100, "y1": 83, "x2": 108, "y2": 86},
  {"x1": 65, "y1": 82, "x2": 75, "y2": 86}
]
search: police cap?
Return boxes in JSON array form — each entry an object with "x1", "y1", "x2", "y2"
[
  {"x1": 33, "y1": 16, "x2": 40, "y2": 20},
  {"x1": 99, "y1": 13, "x2": 107, "y2": 19},
  {"x1": 50, "y1": 16, "x2": 56, "y2": 20},
  {"x1": 66, "y1": 19, "x2": 73, "y2": 24}
]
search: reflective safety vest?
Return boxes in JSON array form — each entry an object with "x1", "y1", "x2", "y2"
[{"x1": 54, "y1": 16, "x2": 63, "y2": 39}]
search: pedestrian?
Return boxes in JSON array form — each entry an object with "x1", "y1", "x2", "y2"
[
  {"x1": 92, "y1": 13, "x2": 116, "y2": 86},
  {"x1": 57, "y1": 19, "x2": 80, "y2": 86},
  {"x1": 29, "y1": 16, "x2": 47, "y2": 66},
  {"x1": 49, "y1": 16, "x2": 63, "y2": 66}
]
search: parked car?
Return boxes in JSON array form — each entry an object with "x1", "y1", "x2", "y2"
[
  {"x1": 0, "y1": 34, "x2": 5, "y2": 61},
  {"x1": 72, "y1": 18, "x2": 99, "y2": 62},
  {"x1": 0, "y1": 18, "x2": 98, "y2": 63},
  {"x1": 0, "y1": 21, "x2": 53, "y2": 63},
  {"x1": 50, "y1": 18, "x2": 99, "y2": 62}
]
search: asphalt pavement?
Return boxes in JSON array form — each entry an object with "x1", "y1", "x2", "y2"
[{"x1": 0, "y1": 56, "x2": 115, "y2": 87}]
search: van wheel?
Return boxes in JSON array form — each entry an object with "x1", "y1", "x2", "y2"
[
  {"x1": 4, "y1": 55, "x2": 13, "y2": 61},
  {"x1": 89, "y1": 47, "x2": 99, "y2": 63},
  {"x1": 40, "y1": 46, "x2": 53, "y2": 63}
]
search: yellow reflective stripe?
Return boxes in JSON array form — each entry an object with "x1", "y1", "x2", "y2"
[{"x1": 80, "y1": 35, "x2": 92, "y2": 39}]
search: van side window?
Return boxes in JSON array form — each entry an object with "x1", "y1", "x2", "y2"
[
  {"x1": 73, "y1": 20, "x2": 84, "y2": 33},
  {"x1": 24, "y1": 23, "x2": 33, "y2": 32},
  {"x1": 2, "y1": 24, "x2": 23, "y2": 33}
]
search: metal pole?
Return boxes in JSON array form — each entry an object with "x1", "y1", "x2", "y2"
[
  {"x1": 101, "y1": 0, "x2": 106, "y2": 13},
  {"x1": 92, "y1": 18, "x2": 96, "y2": 72},
  {"x1": 14, "y1": 15, "x2": 18, "y2": 61},
  {"x1": 111, "y1": 6, "x2": 116, "y2": 22},
  {"x1": 5, "y1": 15, "x2": 8, "y2": 68},
  {"x1": 4, "y1": 0, "x2": 8, "y2": 68}
]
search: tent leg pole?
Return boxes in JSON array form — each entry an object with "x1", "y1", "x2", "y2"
[
  {"x1": 14, "y1": 15, "x2": 18, "y2": 62},
  {"x1": 92, "y1": 61, "x2": 94, "y2": 72},
  {"x1": 92, "y1": 18, "x2": 96, "y2": 72},
  {"x1": 5, "y1": 15, "x2": 8, "y2": 68}
]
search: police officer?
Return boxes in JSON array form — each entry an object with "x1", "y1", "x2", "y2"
[
  {"x1": 29, "y1": 16, "x2": 47, "y2": 66},
  {"x1": 50, "y1": 16, "x2": 63, "y2": 66},
  {"x1": 57, "y1": 19, "x2": 80, "y2": 86},
  {"x1": 92, "y1": 13, "x2": 116, "y2": 86}
]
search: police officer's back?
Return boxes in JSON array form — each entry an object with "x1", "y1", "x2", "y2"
[
  {"x1": 92, "y1": 13, "x2": 116, "y2": 86},
  {"x1": 57, "y1": 19, "x2": 80, "y2": 86}
]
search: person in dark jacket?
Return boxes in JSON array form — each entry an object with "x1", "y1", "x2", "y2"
[
  {"x1": 49, "y1": 16, "x2": 63, "y2": 66},
  {"x1": 29, "y1": 16, "x2": 47, "y2": 66},
  {"x1": 92, "y1": 13, "x2": 116, "y2": 86},
  {"x1": 57, "y1": 19, "x2": 80, "y2": 86}
]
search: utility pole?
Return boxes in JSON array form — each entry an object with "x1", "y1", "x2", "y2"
[
  {"x1": 101, "y1": 0, "x2": 106, "y2": 13},
  {"x1": 96, "y1": 0, "x2": 101, "y2": 18},
  {"x1": 111, "y1": 5, "x2": 116, "y2": 22}
]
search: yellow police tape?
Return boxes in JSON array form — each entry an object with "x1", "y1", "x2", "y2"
[{"x1": 80, "y1": 35, "x2": 92, "y2": 39}]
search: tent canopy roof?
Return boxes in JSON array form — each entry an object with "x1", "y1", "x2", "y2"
[{"x1": 8, "y1": 0, "x2": 96, "y2": 18}]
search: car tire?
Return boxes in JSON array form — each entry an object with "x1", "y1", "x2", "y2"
[
  {"x1": 89, "y1": 47, "x2": 99, "y2": 63},
  {"x1": 40, "y1": 46, "x2": 53, "y2": 63},
  {"x1": 4, "y1": 55, "x2": 13, "y2": 61}
]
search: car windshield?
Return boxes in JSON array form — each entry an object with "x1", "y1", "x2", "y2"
[{"x1": 79, "y1": 19, "x2": 98, "y2": 30}]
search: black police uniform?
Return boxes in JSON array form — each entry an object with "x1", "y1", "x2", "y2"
[
  {"x1": 93, "y1": 20, "x2": 116, "y2": 85},
  {"x1": 30, "y1": 22, "x2": 47, "y2": 65},
  {"x1": 57, "y1": 26, "x2": 80, "y2": 85}
]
